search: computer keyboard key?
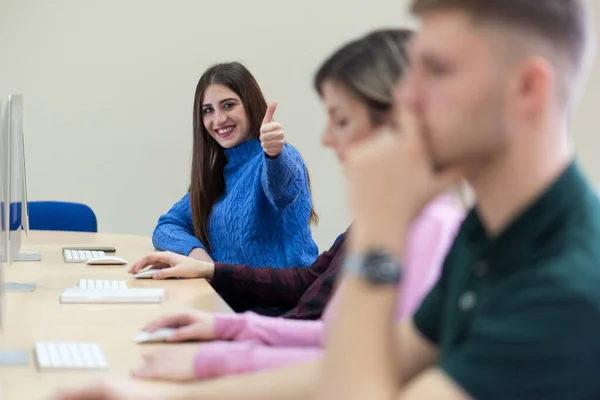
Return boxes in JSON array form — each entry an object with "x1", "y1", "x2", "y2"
[
  {"x1": 89, "y1": 343, "x2": 108, "y2": 368},
  {"x1": 34, "y1": 342, "x2": 51, "y2": 368},
  {"x1": 58, "y1": 343, "x2": 75, "y2": 368},
  {"x1": 48, "y1": 342, "x2": 62, "y2": 368},
  {"x1": 71, "y1": 344, "x2": 85, "y2": 368},
  {"x1": 78, "y1": 343, "x2": 96, "y2": 368}
]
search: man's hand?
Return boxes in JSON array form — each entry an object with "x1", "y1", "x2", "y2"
[{"x1": 345, "y1": 108, "x2": 461, "y2": 254}]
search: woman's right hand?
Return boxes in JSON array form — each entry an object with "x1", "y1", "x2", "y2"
[
  {"x1": 127, "y1": 251, "x2": 215, "y2": 280},
  {"x1": 141, "y1": 310, "x2": 216, "y2": 342}
]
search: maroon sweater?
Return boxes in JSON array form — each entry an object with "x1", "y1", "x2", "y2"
[{"x1": 210, "y1": 232, "x2": 347, "y2": 320}]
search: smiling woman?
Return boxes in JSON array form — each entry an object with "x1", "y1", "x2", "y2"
[{"x1": 151, "y1": 62, "x2": 319, "y2": 271}]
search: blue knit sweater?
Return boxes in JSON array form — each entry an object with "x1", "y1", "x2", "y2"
[{"x1": 153, "y1": 139, "x2": 318, "y2": 268}]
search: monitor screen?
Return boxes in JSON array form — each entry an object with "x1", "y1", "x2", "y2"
[
  {"x1": 0, "y1": 99, "x2": 7, "y2": 329},
  {"x1": 4, "y1": 95, "x2": 27, "y2": 264},
  {"x1": 1, "y1": 98, "x2": 8, "y2": 264}
]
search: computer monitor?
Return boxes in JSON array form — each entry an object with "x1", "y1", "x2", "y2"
[
  {"x1": 2, "y1": 94, "x2": 39, "y2": 265},
  {"x1": 0, "y1": 97, "x2": 29, "y2": 366},
  {"x1": 1, "y1": 97, "x2": 6, "y2": 320},
  {"x1": 0, "y1": 95, "x2": 38, "y2": 294}
]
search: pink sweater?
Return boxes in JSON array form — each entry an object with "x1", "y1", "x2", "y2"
[{"x1": 194, "y1": 195, "x2": 464, "y2": 379}]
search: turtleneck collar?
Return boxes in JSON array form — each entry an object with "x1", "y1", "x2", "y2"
[{"x1": 224, "y1": 138, "x2": 263, "y2": 168}]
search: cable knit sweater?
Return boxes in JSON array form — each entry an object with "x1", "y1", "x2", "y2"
[{"x1": 152, "y1": 139, "x2": 318, "y2": 268}]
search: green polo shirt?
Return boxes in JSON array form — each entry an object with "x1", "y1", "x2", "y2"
[{"x1": 414, "y1": 162, "x2": 600, "y2": 400}]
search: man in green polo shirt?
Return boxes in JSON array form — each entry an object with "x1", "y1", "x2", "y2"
[{"x1": 318, "y1": 0, "x2": 600, "y2": 399}]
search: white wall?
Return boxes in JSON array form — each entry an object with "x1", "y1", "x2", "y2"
[{"x1": 0, "y1": 0, "x2": 598, "y2": 250}]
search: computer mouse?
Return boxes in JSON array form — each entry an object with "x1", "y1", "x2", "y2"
[
  {"x1": 86, "y1": 256, "x2": 128, "y2": 266},
  {"x1": 134, "y1": 328, "x2": 176, "y2": 344},
  {"x1": 133, "y1": 269, "x2": 156, "y2": 279}
]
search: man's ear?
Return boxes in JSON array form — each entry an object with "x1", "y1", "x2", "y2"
[{"x1": 513, "y1": 56, "x2": 553, "y2": 121}]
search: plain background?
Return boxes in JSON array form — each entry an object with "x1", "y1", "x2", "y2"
[{"x1": 0, "y1": 0, "x2": 598, "y2": 250}]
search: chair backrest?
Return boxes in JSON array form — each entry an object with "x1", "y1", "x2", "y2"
[
  {"x1": 27, "y1": 201, "x2": 97, "y2": 233},
  {"x1": 334, "y1": 233, "x2": 344, "y2": 244}
]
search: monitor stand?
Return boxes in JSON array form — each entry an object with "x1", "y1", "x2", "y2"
[
  {"x1": 1, "y1": 282, "x2": 36, "y2": 292},
  {"x1": 0, "y1": 247, "x2": 42, "y2": 262},
  {"x1": 0, "y1": 349, "x2": 28, "y2": 366},
  {"x1": 13, "y1": 251, "x2": 41, "y2": 262},
  {"x1": 0, "y1": 253, "x2": 38, "y2": 291}
]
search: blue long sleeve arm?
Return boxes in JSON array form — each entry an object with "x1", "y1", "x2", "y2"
[
  {"x1": 260, "y1": 144, "x2": 308, "y2": 211},
  {"x1": 152, "y1": 193, "x2": 207, "y2": 255}
]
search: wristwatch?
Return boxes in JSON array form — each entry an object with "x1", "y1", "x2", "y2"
[{"x1": 343, "y1": 250, "x2": 403, "y2": 285}]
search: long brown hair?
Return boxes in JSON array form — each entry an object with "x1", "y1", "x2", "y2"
[{"x1": 190, "y1": 62, "x2": 317, "y2": 251}]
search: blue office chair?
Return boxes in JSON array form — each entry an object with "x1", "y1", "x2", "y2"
[{"x1": 27, "y1": 201, "x2": 98, "y2": 233}]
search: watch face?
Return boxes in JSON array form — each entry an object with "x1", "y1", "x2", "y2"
[{"x1": 364, "y1": 252, "x2": 401, "y2": 285}]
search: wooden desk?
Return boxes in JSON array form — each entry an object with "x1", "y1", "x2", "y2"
[{"x1": 0, "y1": 231, "x2": 231, "y2": 400}]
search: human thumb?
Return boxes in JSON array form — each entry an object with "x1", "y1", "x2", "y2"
[{"x1": 262, "y1": 101, "x2": 277, "y2": 125}]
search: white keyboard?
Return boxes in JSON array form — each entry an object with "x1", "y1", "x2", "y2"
[
  {"x1": 63, "y1": 249, "x2": 106, "y2": 263},
  {"x1": 77, "y1": 279, "x2": 127, "y2": 290},
  {"x1": 60, "y1": 287, "x2": 165, "y2": 304},
  {"x1": 34, "y1": 342, "x2": 108, "y2": 370}
]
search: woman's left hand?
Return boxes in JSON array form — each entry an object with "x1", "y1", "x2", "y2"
[
  {"x1": 260, "y1": 101, "x2": 285, "y2": 157},
  {"x1": 131, "y1": 344, "x2": 199, "y2": 382}
]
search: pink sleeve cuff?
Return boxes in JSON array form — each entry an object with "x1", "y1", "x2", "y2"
[{"x1": 214, "y1": 313, "x2": 251, "y2": 341}]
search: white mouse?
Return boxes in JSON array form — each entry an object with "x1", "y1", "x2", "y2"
[
  {"x1": 134, "y1": 269, "x2": 156, "y2": 279},
  {"x1": 134, "y1": 328, "x2": 176, "y2": 344},
  {"x1": 86, "y1": 256, "x2": 128, "y2": 265}
]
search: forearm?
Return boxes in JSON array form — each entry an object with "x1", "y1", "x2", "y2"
[
  {"x1": 153, "y1": 223, "x2": 206, "y2": 255},
  {"x1": 153, "y1": 194, "x2": 207, "y2": 255},
  {"x1": 320, "y1": 279, "x2": 399, "y2": 399},
  {"x1": 189, "y1": 247, "x2": 213, "y2": 263},
  {"x1": 179, "y1": 359, "x2": 320, "y2": 400},
  {"x1": 319, "y1": 226, "x2": 409, "y2": 400},
  {"x1": 261, "y1": 146, "x2": 305, "y2": 209}
]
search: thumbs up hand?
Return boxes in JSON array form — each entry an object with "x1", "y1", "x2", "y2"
[{"x1": 260, "y1": 101, "x2": 285, "y2": 157}]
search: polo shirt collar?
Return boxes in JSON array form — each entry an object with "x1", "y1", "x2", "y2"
[{"x1": 462, "y1": 161, "x2": 588, "y2": 271}]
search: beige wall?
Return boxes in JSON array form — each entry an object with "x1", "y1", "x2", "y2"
[{"x1": 0, "y1": 0, "x2": 597, "y2": 250}]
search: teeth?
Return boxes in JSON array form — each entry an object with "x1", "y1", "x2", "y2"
[{"x1": 217, "y1": 127, "x2": 234, "y2": 135}]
